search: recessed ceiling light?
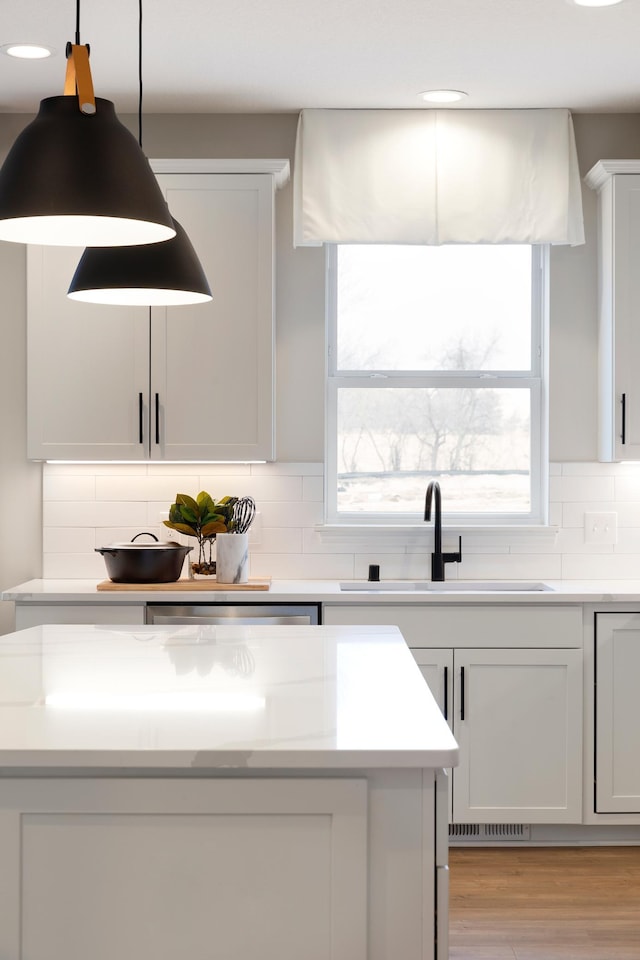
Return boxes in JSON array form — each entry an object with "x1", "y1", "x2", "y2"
[
  {"x1": 572, "y1": 0, "x2": 624, "y2": 6},
  {"x1": 420, "y1": 89, "x2": 468, "y2": 104},
  {"x1": 1, "y1": 43, "x2": 54, "y2": 59}
]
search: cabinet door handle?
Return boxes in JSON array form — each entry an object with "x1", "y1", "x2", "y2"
[
  {"x1": 460, "y1": 666, "x2": 465, "y2": 721},
  {"x1": 622, "y1": 392, "x2": 627, "y2": 445},
  {"x1": 443, "y1": 665, "x2": 448, "y2": 722},
  {"x1": 155, "y1": 393, "x2": 160, "y2": 445},
  {"x1": 138, "y1": 392, "x2": 144, "y2": 444}
]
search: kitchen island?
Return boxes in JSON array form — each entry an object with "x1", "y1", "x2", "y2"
[{"x1": 0, "y1": 622, "x2": 457, "y2": 960}]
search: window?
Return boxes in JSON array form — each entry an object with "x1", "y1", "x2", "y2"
[{"x1": 326, "y1": 244, "x2": 548, "y2": 525}]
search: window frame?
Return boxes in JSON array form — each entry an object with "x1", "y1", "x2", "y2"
[{"x1": 325, "y1": 243, "x2": 549, "y2": 526}]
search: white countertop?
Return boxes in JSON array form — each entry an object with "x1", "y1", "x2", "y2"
[
  {"x1": 6, "y1": 578, "x2": 640, "y2": 603},
  {"x1": 0, "y1": 622, "x2": 458, "y2": 771}
]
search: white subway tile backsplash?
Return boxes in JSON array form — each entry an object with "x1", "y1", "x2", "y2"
[
  {"x1": 354, "y1": 554, "x2": 425, "y2": 580},
  {"x1": 302, "y1": 476, "x2": 324, "y2": 502},
  {"x1": 561, "y1": 553, "x2": 640, "y2": 580},
  {"x1": 549, "y1": 502, "x2": 562, "y2": 527},
  {"x1": 197, "y1": 475, "x2": 303, "y2": 503},
  {"x1": 43, "y1": 501, "x2": 99, "y2": 526},
  {"x1": 250, "y1": 463, "x2": 323, "y2": 477},
  {"x1": 43, "y1": 475, "x2": 95, "y2": 501},
  {"x1": 612, "y1": 528, "x2": 640, "y2": 553},
  {"x1": 550, "y1": 475, "x2": 615, "y2": 503},
  {"x1": 43, "y1": 527, "x2": 96, "y2": 554},
  {"x1": 561, "y1": 461, "x2": 640, "y2": 477},
  {"x1": 95, "y1": 475, "x2": 201, "y2": 502},
  {"x1": 615, "y1": 475, "x2": 640, "y2": 501},
  {"x1": 39, "y1": 460, "x2": 640, "y2": 582},
  {"x1": 43, "y1": 552, "x2": 106, "y2": 579},
  {"x1": 253, "y1": 528, "x2": 303, "y2": 554},
  {"x1": 249, "y1": 552, "x2": 354, "y2": 580},
  {"x1": 258, "y1": 501, "x2": 324, "y2": 528},
  {"x1": 459, "y1": 554, "x2": 563, "y2": 580}
]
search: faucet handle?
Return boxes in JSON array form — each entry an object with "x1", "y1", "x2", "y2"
[{"x1": 444, "y1": 536, "x2": 462, "y2": 565}]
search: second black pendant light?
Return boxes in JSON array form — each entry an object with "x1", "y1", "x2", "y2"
[{"x1": 67, "y1": 0, "x2": 212, "y2": 306}]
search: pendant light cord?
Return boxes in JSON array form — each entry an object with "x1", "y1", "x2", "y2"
[
  {"x1": 138, "y1": 0, "x2": 143, "y2": 148},
  {"x1": 75, "y1": 0, "x2": 81, "y2": 45}
]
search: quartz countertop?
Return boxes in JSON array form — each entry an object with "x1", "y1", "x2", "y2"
[
  {"x1": 0, "y1": 622, "x2": 458, "y2": 771},
  {"x1": 6, "y1": 578, "x2": 640, "y2": 603}
]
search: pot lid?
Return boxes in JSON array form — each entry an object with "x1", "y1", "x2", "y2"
[{"x1": 102, "y1": 540, "x2": 189, "y2": 550}]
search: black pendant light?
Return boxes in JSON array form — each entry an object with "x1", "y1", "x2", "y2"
[
  {"x1": 68, "y1": 217, "x2": 212, "y2": 304},
  {"x1": 67, "y1": 0, "x2": 212, "y2": 306},
  {"x1": 0, "y1": 2, "x2": 175, "y2": 247}
]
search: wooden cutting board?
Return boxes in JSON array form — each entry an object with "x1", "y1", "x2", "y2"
[{"x1": 97, "y1": 578, "x2": 271, "y2": 591}]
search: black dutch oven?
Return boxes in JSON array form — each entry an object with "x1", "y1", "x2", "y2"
[{"x1": 96, "y1": 532, "x2": 192, "y2": 584}]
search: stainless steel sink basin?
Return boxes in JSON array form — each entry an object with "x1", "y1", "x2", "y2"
[{"x1": 339, "y1": 580, "x2": 553, "y2": 592}]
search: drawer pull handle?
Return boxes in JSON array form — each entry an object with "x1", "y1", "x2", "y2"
[
  {"x1": 460, "y1": 666, "x2": 465, "y2": 721},
  {"x1": 443, "y1": 665, "x2": 448, "y2": 722}
]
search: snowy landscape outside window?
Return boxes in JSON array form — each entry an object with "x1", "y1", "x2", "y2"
[{"x1": 325, "y1": 244, "x2": 548, "y2": 524}]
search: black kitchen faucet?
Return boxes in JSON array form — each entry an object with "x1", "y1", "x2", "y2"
[{"x1": 424, "y1": 480, "x2": 463, "y2": 581}]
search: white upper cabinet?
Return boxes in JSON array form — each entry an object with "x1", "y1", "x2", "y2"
[
  {"x1": 586, "y1": 161, "x2": 640, "y2": 461},
  {"x1": 27, "y1": 162, "x2": 288, "y2": 461}
]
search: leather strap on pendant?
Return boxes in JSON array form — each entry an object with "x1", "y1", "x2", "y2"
[{"x1": 64, "y1": 43, "x2": 96, "y2": 115}]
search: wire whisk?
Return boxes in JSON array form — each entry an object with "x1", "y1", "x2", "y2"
[{"x1": 232, "y1": 496, "x2": 256, "y2": 534}]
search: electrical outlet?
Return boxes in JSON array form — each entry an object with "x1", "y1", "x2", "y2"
[{"x1": 584, "y1": 511, "x2": 618, "y2": 545}]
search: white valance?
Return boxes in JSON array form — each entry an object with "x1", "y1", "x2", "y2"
[{"x1": 293, "y1": 108, "x2": 585, "y2": 247}]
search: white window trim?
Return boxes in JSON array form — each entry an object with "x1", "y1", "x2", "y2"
[{"x1": 324, "y1": 244, "x2": 550, "y2": 528}]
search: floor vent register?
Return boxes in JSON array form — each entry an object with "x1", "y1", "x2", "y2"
[{"x1": 449, "y1": 823, "x2": 531, "y2": 842}]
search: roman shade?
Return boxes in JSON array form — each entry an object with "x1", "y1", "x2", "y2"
[{"x1": 293, "y1": 108, "x2": 584, "y2": 247}]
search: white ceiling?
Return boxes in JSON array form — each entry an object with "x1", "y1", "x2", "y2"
[{"x1": 1, "y1": 0, "x2": 639, "y2": 115}]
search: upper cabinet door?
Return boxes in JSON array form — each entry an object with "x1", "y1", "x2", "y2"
[
  {"x1": 27, "y1": 245, "x2": 149, "y2": 461},
  {"x1": 150, "y1": 173, "x2": 275, "y2": 462},
  {"x1": 586, "y1": 163, "x2": 640, "y2": 461},
  {"x1": 26, "y1": 165, "x2": 282, "y2": 462}
]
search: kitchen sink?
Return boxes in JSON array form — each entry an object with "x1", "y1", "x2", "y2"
[{"x1": 339, "y1": 580, "x2": 553, "y2": 592}]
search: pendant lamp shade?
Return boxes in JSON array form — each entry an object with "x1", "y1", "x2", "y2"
[
  {"x1": 68, "y1": 217, "x2": 213, "y2": 305},
  {"x1": 0, "y1": 95, "x2": 176, "y2": 246}
]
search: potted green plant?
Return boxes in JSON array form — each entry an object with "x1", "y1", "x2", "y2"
[{"x1": 163, "y1": 491, "x2": 238, "y2": 576}]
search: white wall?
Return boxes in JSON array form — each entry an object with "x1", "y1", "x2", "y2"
[
  {"x1": 0, "y1": 235, "x2": 41, "y2": 634},
  {"x1": 2, "y1": 112, "x2": 640, "y2": 628}
]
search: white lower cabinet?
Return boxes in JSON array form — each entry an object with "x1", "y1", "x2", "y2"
[
  {"x1": 323, "y1": 603, "x2": 584, "y2": 824},
  {"x1": 0, "y1": 778, "x2": 368, "y2": 960},
  {"x1": 595, "y1": 612, "x2": 640, "y2": 814},
  {"x1": 14, "y1": 603, "x2": 146, "y2": 630},
  {"x1": 0, "y1": 771, "x2": 447, "y2": 960},
  {"x1": 402, "y1": 646, "x2": 583, "y2": 825}
]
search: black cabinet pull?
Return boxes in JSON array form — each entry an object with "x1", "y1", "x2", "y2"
[
  {"x1": 138, "y1": 393, "x2": 144, "y2": 444},
  {"x1": 155, "y1": 393, "x2": 160, "y2": 445},
  {"x1": 460, "y1": 666, "x2": 465, "y2": 721},
  {"x1": 443, "y1": 665, "x2": 448, "y2": 722},
  {"x1": 622, "y1": 393, "x2": 627, "y2": 445}
]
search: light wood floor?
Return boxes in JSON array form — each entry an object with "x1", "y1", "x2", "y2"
[{"x1": 449, "y1": 846, "x2": 640, "y2": 960}]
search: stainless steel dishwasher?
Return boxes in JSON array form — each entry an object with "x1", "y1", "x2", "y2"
[{"x1": 145, "y1": 603, "x2": 320, "y2": 626}]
